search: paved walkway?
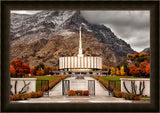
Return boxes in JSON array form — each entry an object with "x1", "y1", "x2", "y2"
[{"x1": 11, "y1": 77, "x2": 149, "y2": 103}]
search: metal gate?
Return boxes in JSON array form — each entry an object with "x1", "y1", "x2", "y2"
[
  {"x1": 36, "y1": 80, "x2": 49, "y2": 96},
  {"x1": 62, "y1": 80, "x2": 70, "y2": 95},
  {"x1": 108, "y1": 80, "x2": 120, "y2": 95},
  {"x1": 88, "y1": 80, "x2": 95, "y2": 95}
]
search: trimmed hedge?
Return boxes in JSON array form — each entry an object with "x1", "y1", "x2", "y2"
[
  {"x1": 68, "y1": 90, "x2": 89, "y2": 96},
  {"x1": 68, "y1": 90, "x2": 76, "y2": 96},
  {"x1": 10, "y1": 91, "x2": 43, "y2": 101},
  {"x1": 113, "y1": 90, "x2": 137, "y2": 100},
  {"x1": 82, "y1": 90, "x2": 89, "y2": 96}
]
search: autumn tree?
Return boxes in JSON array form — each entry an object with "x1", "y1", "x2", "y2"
[
  {"x1": 35, "y1": 62, "x2": 45, "y2": 71},
  {"x1": 134, "y1": 68, "x2": 141, "y2": 76},
  {"x1": 119, "y1": 51, "x2": 150, "y2": 77},
  {"x1": 52, "y1": 66, "x2": 58, "y2": 71},
  {"x1": 127, "y1": 53, "x2": 134, "y2": 61},
  {"x1": 116, "y1": 68, "x2": 120, "y2": 75},
  {"x1": 145, "y1": 63, "x2": 150, "y2": 76},
  {"x1": 133, "y1": 53, "x2": 139, "y2": 58},
  {"x1": 30, "y1": 67, "x2": 36, "y2": 76},
  {"x1": 120, "y1": 66, "x2": 126, "y2": 76},
  {"x1": 129, "y1": 65, "x2": 142, "y2": 77},
  {"x1": 36, "y1": 68, "x2": 44, "y2": 75},
  {"x1": 111, "y1": 67, "x2": 115, "y2": 75},
  {"x1": 139, "y1": 52, "x2": 147, "y2": 57},
  {"x1": 139, "y1": 61, "x2": 150, "y2": 76},
  {"x1": 10, "y1": 59, "x2": 30, "y2": 77},
  {"x1": 102, "y1": 66, "x2": 108, "y2": 71},
  {"x1": 10, "y1": 65, "x2": 16, "y2": 75},
  {"x1": 129, "y1": 65, "x2": 137, "y2": 75}
]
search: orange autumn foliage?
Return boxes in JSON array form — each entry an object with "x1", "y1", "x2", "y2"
[
  {"x1": 52, "y1": 67, "x2": 58, "y2": 71},
  {"x1": 102, "y1": 66, "x2": 108, "y2": 71},
  {"x1": 139, "y1": 61, "x2": 150, "y2": 75},
  {"x1": 129, "y1": 65, "x2": 139, "y2": 75},
  {"x1": 30, "y1": 67, "x2": 35, "y2": 76},
  {"x1": 129, "y1": 61, "x2": 150, "y2": 76},
  {"x1": 139, "y1": 61, "x2": 147, "y2": 74},
  {"x1": 10, "y1": 65, "x2": 16, "y2": 74},
  {"x1": 36, "y1": 68, "x2": 44, "y2": 75},
  {"x1": 120, "y1": 66, "x2": 126, "y2": 75},
  {"x1": 10, "y1": 59, "x2": 30, "y2": 75},
  {"x1": 145, "y1": 63, "x2": 150, "y2": 75},
  {"x1": 133, "y1": 53, "x2": 139, "y2": 58}
]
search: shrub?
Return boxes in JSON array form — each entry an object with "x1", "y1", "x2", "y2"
[
  {"x1": 12, "y1": 94, "x2": 28, "y2": 100},
  {"x1": 11, "y1": 91, "x2": 44, "y2": 101},
  {"x1": 128, "y1": 93, "x2": 136, "y2": 100},
  {"x1": 134, "y1": 96, "x2": 141, "y2": 100},
  {"x1": 123, "y1": 93, "x2": 136, "y2": 100},
  {"x1": 10, "y1": 96, "x2": 14, "y2": 101},
  {"x1": 67, "y1": 90, "x2": 89, "y2": 96},
  {"x1": 37, "y1": 91, "x2": 43, "y2": 97},
  {"x1": 19, "y1": 94, "x2": 28, "y2": 100},
  {"x1": 68, "y1": 90, "x2": 76, "y2": 96},
  {"x1": 122, "y1": 93, "x2": 127, "y2": 98},
  {"x1": 113, "y1": 90, "x2": 123, "y2": 98},
  {"x1": 12, "y1": 94, "x2": 20, "y2": 101},
  {"x1": 113, "y1": 90, "x2": 140, "y2": 100},
  {"x1": 30, "y1": 92, "x2": 38, "y2": 98},
  {"x1": 82, "y1": 90, "x2": 89, "y2": 96},
  {"x1": 75, "y1": 90, "x2": 82, "y2": 96},
  {"x1": 29, "y1": 91, "x2": 43, "y2": 98}
]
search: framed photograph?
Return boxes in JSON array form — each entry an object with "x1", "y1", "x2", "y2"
[{"x1": 1, "y1": 1, "x2": 159, "y2": 112}]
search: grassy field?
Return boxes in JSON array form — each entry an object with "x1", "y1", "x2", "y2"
[{"x1": 34, "y1": 76, "x2": 58, "y2": 91}]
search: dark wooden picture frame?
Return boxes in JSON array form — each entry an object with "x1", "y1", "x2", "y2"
[{"x1": 1, "y1": 1, "x2": 159, "y2": 112}]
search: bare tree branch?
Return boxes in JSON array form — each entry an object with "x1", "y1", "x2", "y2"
[
  {"x1": 14, "y1": 80, "x2": 17, "y2": 94},
  {"x1": 19, "y1": 80, "x2": 31, "y2": 94},
  {"x1": 123, "y1": 81, "x2": 130, "y2": 93}
]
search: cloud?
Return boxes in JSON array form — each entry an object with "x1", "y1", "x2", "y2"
[
  {"x1": 81, "y1": 11, "x2": 150, "y2": 52},
  {"x1": 11, "y1": 10, "x2": 42, "y2": 15}
]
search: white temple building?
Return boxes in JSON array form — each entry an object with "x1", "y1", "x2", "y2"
[{"x1": 59, "y1": 26, "x2": 103, "y2": 76}]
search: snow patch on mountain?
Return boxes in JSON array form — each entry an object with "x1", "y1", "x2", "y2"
[
  {"x1": 55, "y1": 29, "x2": 75, "y2": 39},
  {"x1": 81, "y1": 23, "x2": 92, "y2": 32}
]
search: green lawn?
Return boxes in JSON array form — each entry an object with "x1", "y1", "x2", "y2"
[
  {"x1": 101, "y1": 76, "x2": 121, "y2": 90},
  {"x1": 34, "y1": 76, "x2": 58, "y2": 91},
  {"x1": 36, "y1": 76, "x2": 58, "y2": 82},
  {"x1": 139, "y1": 95, "x2": 150, "y2": 101}
]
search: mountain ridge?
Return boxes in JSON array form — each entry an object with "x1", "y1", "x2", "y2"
[{"x1": 10, "y1": 11, "x2": 136, "y2": 67}]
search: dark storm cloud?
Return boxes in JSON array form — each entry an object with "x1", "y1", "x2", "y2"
[{"x1": 81, "y1": 11, "x2": 150, "y2": 52}]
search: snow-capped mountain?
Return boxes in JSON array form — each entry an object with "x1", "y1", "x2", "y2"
[{"x1": 10, "y1": 11, "x2": 136, "y2": 67}]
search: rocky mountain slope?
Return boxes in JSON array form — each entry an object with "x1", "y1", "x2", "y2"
[
  {"x1": 10, "y1": 11, "x2": 136, "y2": 67},
  {"x1": 142, "y1": 47, "x2": 150, "y2": 55}
]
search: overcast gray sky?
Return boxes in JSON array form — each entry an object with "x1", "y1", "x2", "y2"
[{"x1": 11, "y1": 10, "x2": 150, "y2": 52}]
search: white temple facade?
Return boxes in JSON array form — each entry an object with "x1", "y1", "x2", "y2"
[{"x1": 58, "y1": 26, "x2": 103, "y2": 76}]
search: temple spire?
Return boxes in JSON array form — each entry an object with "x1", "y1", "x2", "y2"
[{"x1": 78, "y1": 26, "x2": 84, "y2": 57}]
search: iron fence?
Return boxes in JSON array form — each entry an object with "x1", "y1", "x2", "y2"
[
  {"x1": 36, "y1": 80, "x2": 49, "y2": 96},
  {"x1": 108, "y1": 80, "x2": 121, "y2": 95}
]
